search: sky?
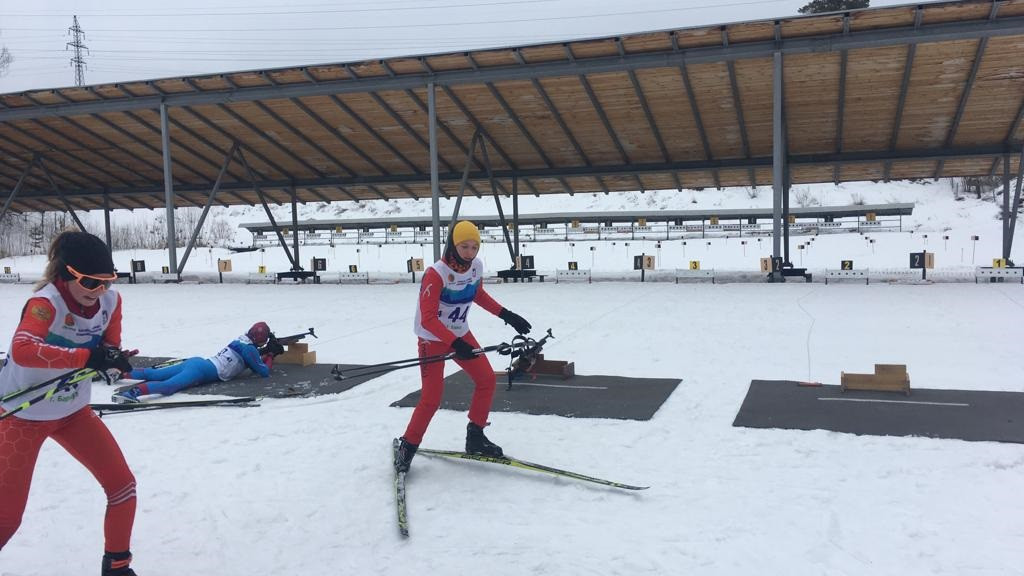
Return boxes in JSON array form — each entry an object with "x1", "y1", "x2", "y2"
[{"x1": 0, "y1": 0, "x2": 921, "y2": 94}]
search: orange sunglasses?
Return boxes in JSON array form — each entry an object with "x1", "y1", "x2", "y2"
[{"x1": 65, "y1": 265, "x2": 116, "y2": 292}]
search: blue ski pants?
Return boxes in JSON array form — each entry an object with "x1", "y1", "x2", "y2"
[{"x1": 129, "y1": 357, "x2": 220, "y2": 396}]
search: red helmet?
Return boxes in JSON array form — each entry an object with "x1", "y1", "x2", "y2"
[{"x1": 247, "y1": 322, "x2": 271, "y2": 345}]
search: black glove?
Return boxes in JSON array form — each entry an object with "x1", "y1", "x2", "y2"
[
  {"x1": 86, "y1": 345, "x2": 134, "y2": 374},
  {"x1": 263, "y1": 337, "x2": 285, "y2": 357},
  {"x1": 450, "y1": 337, "x2": 478, "y2": 360},
  {"x1": 498, "y1": 308, "x2": 532, "y2": 335}
]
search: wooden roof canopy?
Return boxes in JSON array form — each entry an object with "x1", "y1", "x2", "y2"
[{"x1": 0, "y1": 0, "x2": 1022, "y2": 214}]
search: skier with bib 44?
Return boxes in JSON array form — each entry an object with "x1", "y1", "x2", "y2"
[{"x1": 395, "y1": 220, "x2": 532, "y2": 472}]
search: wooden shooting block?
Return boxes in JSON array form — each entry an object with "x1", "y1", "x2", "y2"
[
  {"x1": 531, "y1": 354, "x2": 575, "y2": 379},
  {"x1": 277, "y1": 342, "x2": 317, "y2": 366},
  {"x1": 495, "y1": 354, "x2": 575, "y2": 380},
  {"x1": 841, "y1": 364, "x2": 910, "y2": 395}
]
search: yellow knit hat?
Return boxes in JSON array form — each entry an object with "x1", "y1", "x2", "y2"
[{"x1": 450, "y1": 220, "x2": 481, "y2": 245}]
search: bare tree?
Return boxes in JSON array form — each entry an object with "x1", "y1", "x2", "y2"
[
  {"x1": 0, "y1": 30, "x2": 12, "y2": 77},
  {"x1": 799, "y1": 0, "x2": 869, "y2": 14}
]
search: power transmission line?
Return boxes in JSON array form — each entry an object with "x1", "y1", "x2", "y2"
[{"x1": 66, "y1": 15, "x2": 88, "y2": 86}]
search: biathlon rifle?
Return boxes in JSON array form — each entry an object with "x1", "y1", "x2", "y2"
[
  {"x1": 331, "y1": 335, "x2": 548, "y2": 381},
  {"x1": 501, "y1": 328, "x2": 555, "y2": 390},
  {"x1": 262, "y1": 327, "x2": 317, "y2": 357}
]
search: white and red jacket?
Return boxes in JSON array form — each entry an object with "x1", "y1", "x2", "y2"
[
  {"x1": 414, "y1": 258, "x2": 502, "y2": 344},
  {"x1": 0, "y1": 282, "x2": 122, "y2": 420}
]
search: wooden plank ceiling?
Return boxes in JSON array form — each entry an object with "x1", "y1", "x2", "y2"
[{"x1": 0, "y1": 0, "x2": 1022, "y2": 213}]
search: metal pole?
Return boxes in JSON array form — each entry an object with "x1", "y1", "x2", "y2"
[
  {"x1": 160, "y1": 102, "x2": 178, "y2": 273},
  {"x1": 177, "y1": 143, "x2": 235, "y2": 274},
  {"x1": 771, "y1": 51, "x2": 785, "y2": 281},
  {"x1": 238, "y1": 147, "x2": 297, "y2": 269},
  {"x1": 1008, "y1": 149, "x2": 1024, "y2": 256},
  {"x1": 0, "y1": 156, "x2": 37, "y2": 225},
  {"x1": 291, "y1": 185, "x2": 301, "y2": 270},
  {"x1": 513, "y1": 176, "x2": 520, "y2": 266},
  {"x1": 450, "y1": 130, "x2": 480, "y2": 228},
  {"x1": 37, "y1": 157, "x2": 86, "y2": 232},
  {"x1": 481, "y1": 139, "x2": 515, "y2": 263},
  {"x1": 103, "y1": 194, "x2": 112, "y2": 253},
  {"x1": 1003, "y1": 153, "x2": 1011, "y2": 260},
  {"x1": 783, "y1": 166, "x2": 791, "y2": 264},
  {"x1": 428, "y1": 81, "x2": 441, "y2": 261}
]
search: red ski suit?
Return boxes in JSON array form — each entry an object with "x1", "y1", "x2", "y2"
[
  {"x1": 402, "y1": 261, "x2": 504, "y2": 445},
  {"x1": 0, "y1": 280, "x2": 136, "y2": 552}
]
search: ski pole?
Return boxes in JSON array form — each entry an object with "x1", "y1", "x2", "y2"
[
  {"x1": 2, "y1": 349, "x2": 141, "y2": 404},
  {"x1": 1, "y1": 366, "x2": 96, "y2": 404},
  {"x1": 332, "y1": 343, "x2": 512, "y2": 380},
  {"x1": 0, "y1": 369, "x2": 101, "y2": 421}
]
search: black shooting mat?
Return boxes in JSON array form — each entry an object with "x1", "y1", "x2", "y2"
[
  {"x1": 127, "y1": 357, "x2": 376, "y2": 399},
  {"x1": 733, "y1": 380, "x2": 1024, "y2": 444},
  {"x1": 391, "y1": 371, "x2": 681, "y2": 420}
]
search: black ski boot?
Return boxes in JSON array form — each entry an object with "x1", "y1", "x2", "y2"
[
  {"x1": 101, "y1": 550, "x2": 137, "y2": 576},
  {"x1": 395, "y1": 437, "x2": 418, "y2": 473},
  {"x1": 466, "y1": 422, "x2": 503, "y2": 458}
]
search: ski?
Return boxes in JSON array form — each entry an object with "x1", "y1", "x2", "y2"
[
  {"x1": 392, "y1": 438, "x2": 410, "y2": 538},
  {"x1": 417, "y1": 448, "x2": 649, "y2": 491},
  {"x1": 90, "y1": 396, "x2": 260, "y2": 414}
]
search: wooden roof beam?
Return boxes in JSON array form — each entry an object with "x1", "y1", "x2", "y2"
[
  {"x1": 673, "y1": 31, "x2": 720, "y2": 189},
  {"x1": 937, "y1": 3, "x2": 999, "y2": 179},
  {"x1": 884, "y1": 7, "x2": 923, "y2": 181},
  {"x1": 7, "y1": 14, "x2": 1024, "y2": 122},
  {"x1": 475, "y1": 52, "x2": 573, "y2": 194},
  {"x1": 120, "y1": 83, "x2": 246, "y2": 182},
  {"x1": 514, "y1": 49, "x2": 608, "y2": 195},
  {"x1": 440, "y1": 84, "x2": 541, "y2": 196},
  {"x1": 216, "y1": 104, "x2": 317, "y2": 181},
  {"x1": 564, "y1": 44, "x2": 645, "y2": 192},
  {"x1": 401, "y1": 85, "x2": 488, "y2": 198},
  {"x1": 618, "y1": 38, "x2": 681, "y2": 192},
  {"x1": 723, "y1": 28, "x2": 757, "y2": 187},
  {"x1": 88, "y1": 113, "x2": 212, "y2": 184},
  {"x1": 0, "y1": 148, "x2": 54, "y2": 191},
  {"x1": 834, "y1": 15, "x2": 851, "y2": 184},
  {"x1": 180, "y1": 107, "x2": 286, "y2": 184},
  {"x1": 326, "y1": 94, "x2": 423, "y2": 176},
  {"x1": 289, "y1": 97, "x2": 417, "y2": 200},
  {"x1": 339, "y1": 65, "x2": 435, "y2": 201},
  {"x1": 2, "y1": 125, "x2": 121, "y2": 190}
]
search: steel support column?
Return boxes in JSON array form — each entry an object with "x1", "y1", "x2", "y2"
[
  {"x1": 513, "y1": 177, "x2": 520, "y2": 264},
  {"x1": 0, "y1": 156, "x2": 38, "y2": 225},
  {"x1": 103, "y1": 193, "x2": 112, "y2": 252},
  {"x1": 239, "y1": 147, "x2": 297, "y2": 269},
  {"x1": 160, "y1": 102, "x2": 178, "y2": 273},
  {"x1": 290, "y1": 186, "x2": 301, "y2": 271},
  {"x1": 771, "y1": 51, "x2": 785, "y2": 281},
  {"x1": 1003, "y1": 153, "x2": 1012, "y2": 260},
  {"x1": 428, "y1": 82, "x2": 441, "y2": 260},
  {"x1": 1007, "y1": 149, "x2": 1024, "y2": 261},
  {"x1": 452, "y1": 130, "x2": 481, "y2": 220},
  {"x1": 37, "y1": 157, "x2": 86, "y2": 232},
  {"x1": 783, "y1": 167, "x2": 791, "y2": 264},
  {"x1": 480, "y1": 139, "x2": 515, "y2": 264},
  {"x1": 177, "y1": 143, "x2": 236, "y2": 274}
]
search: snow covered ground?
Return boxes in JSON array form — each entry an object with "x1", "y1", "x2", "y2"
[
  {"x1": 2, "y1": 277, "x2": 1024, "y2": 575},
  {"x1": 2, "y1": 180, "x2": 1024, "y2": 575}
]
